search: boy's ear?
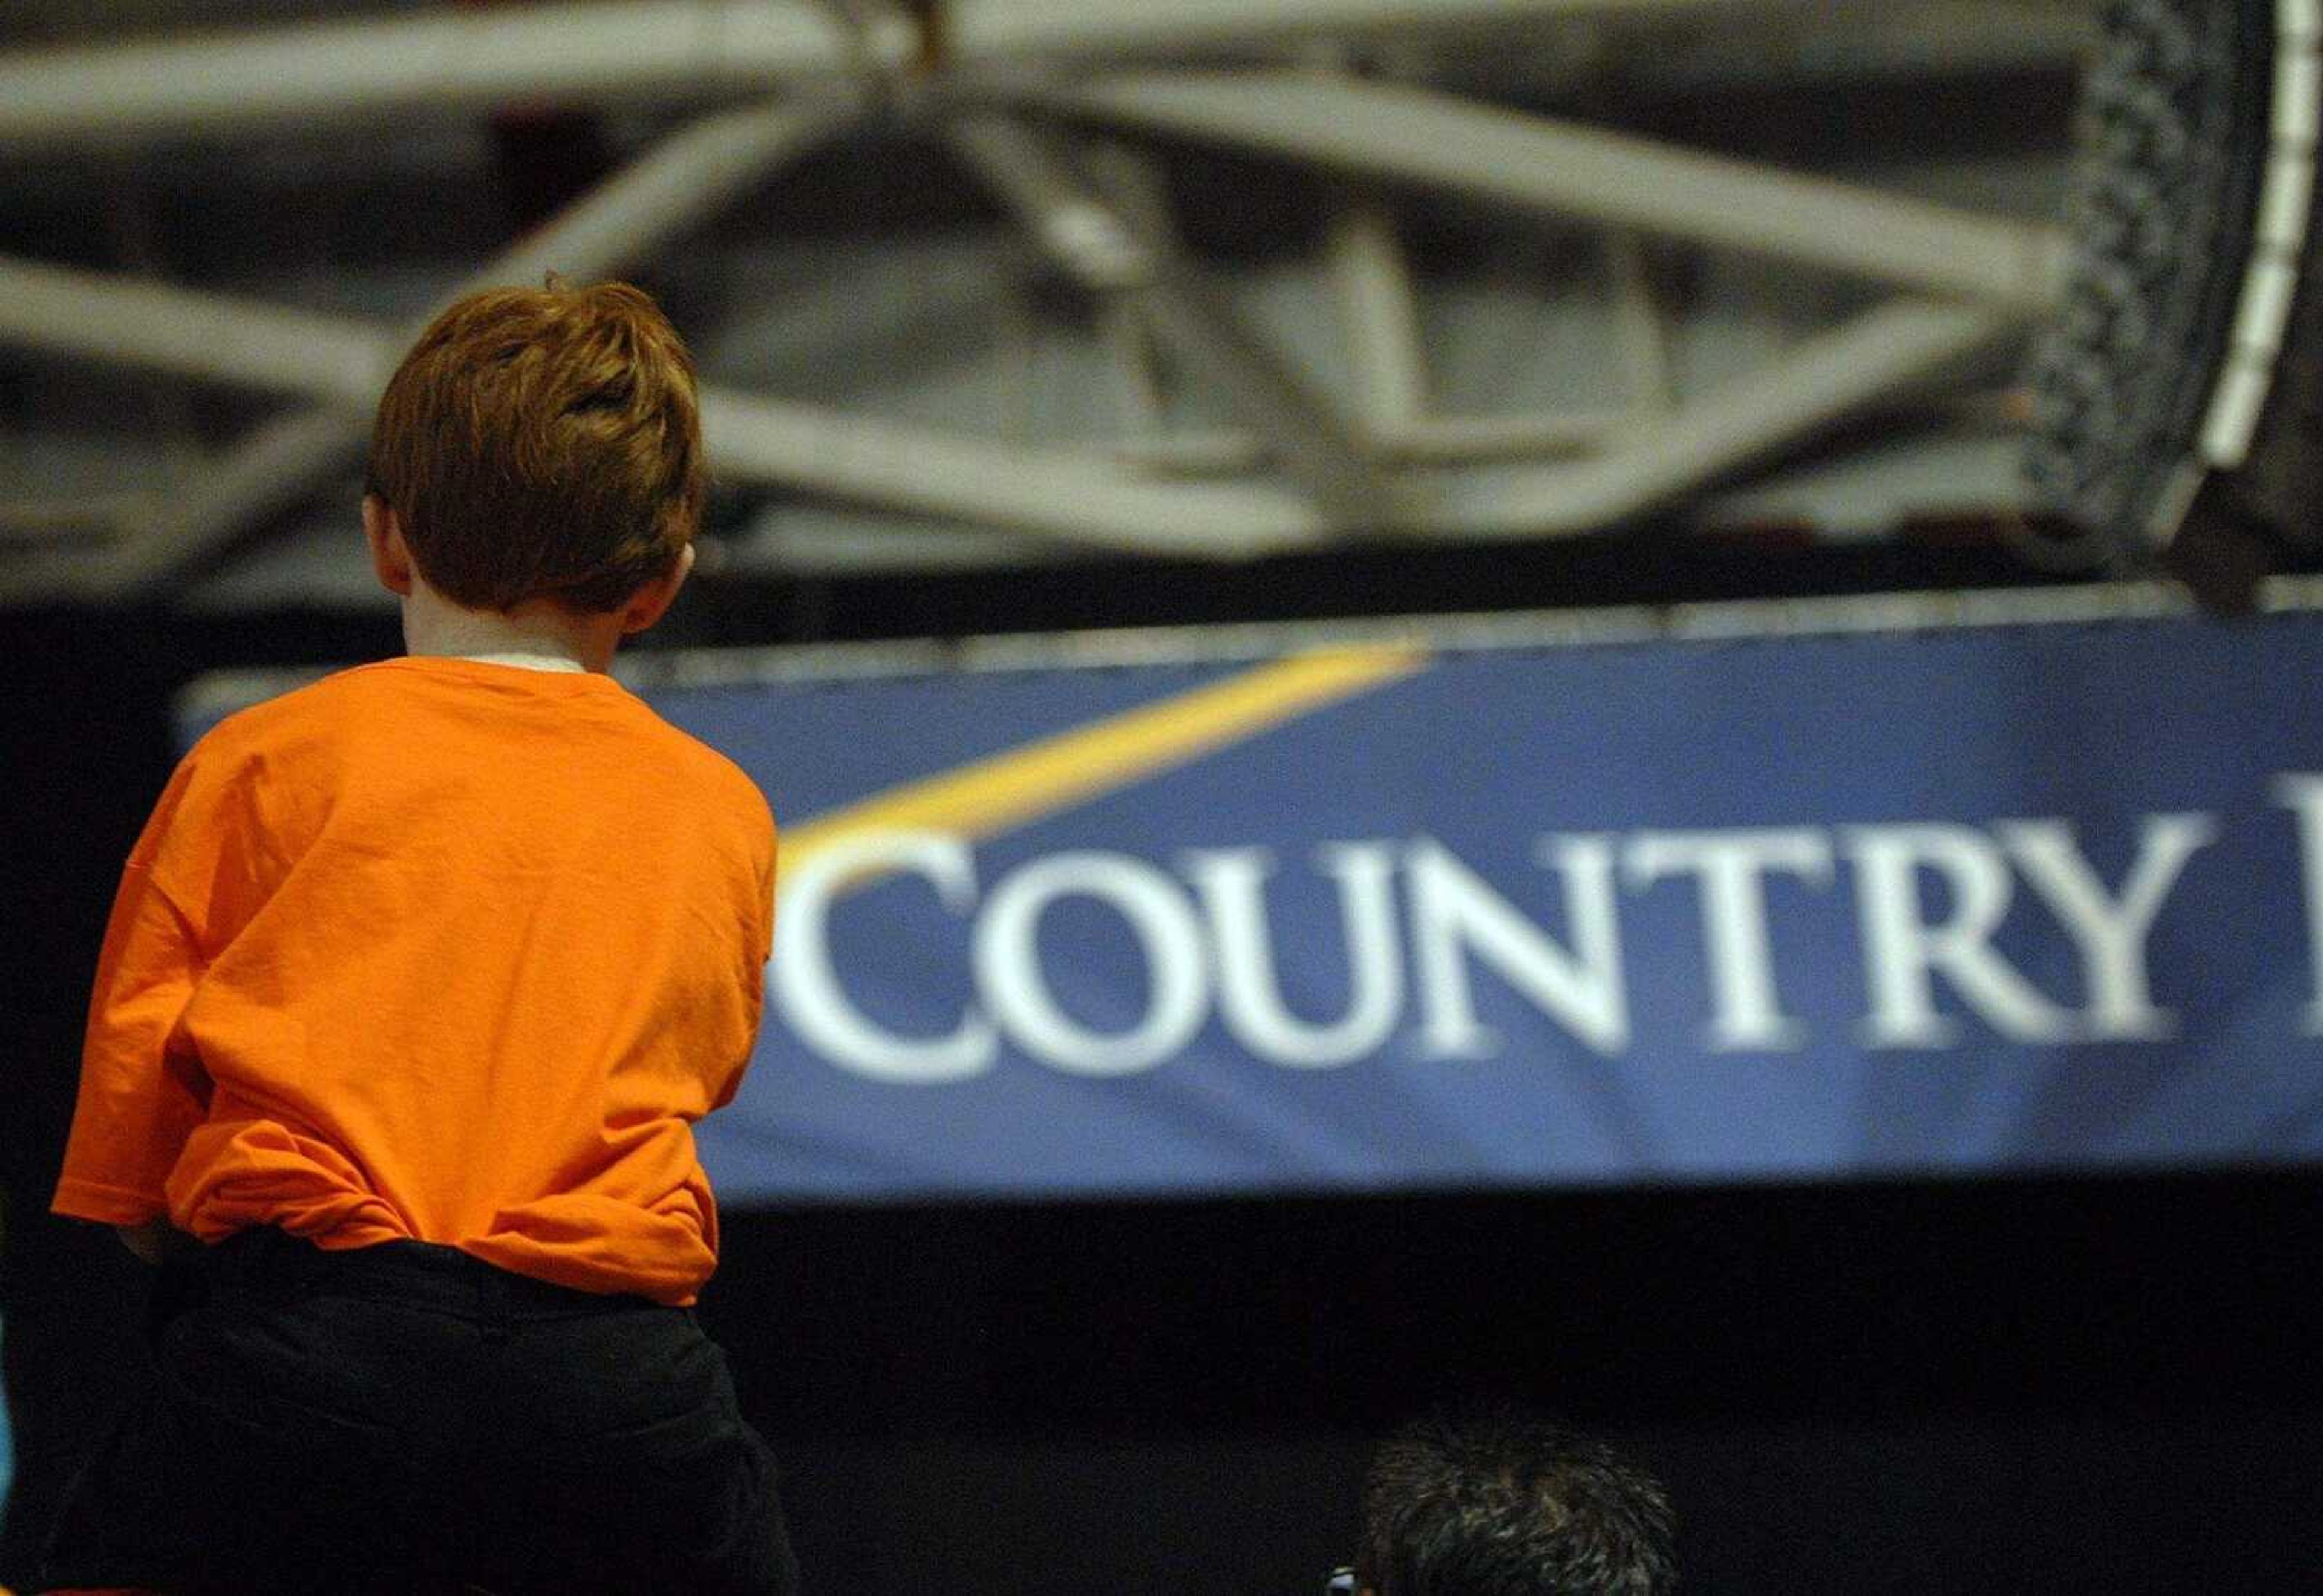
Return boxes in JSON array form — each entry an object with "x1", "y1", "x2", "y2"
[
  {"x1": 363, "y1": 494, "x2": 414, "y2": 597},
  {"x1": 619, "y1": 541, "x2": 696, "y2": 636}
]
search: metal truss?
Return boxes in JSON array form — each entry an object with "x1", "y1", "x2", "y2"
[
  {"x1": 0, "y1": 0, "x2": 2091, "y2": 606},
  {"x1": 0, "y1": 0, "x2": 1871, "y2": 142}
]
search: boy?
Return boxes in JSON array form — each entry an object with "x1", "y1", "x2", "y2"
[{"x1": 40, "y1": 282, "x2": 794, "y2": 1595}]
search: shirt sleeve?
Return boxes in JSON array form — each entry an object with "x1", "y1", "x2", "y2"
[
  {"x1": 706, "y1": 795, "x2": 776, "y2": 1117},
  {"x1": 759, "y1": 813, "x2": 780, "y2": 973},
  {"x1": 53, "y1": 760, "x2": 219, "y2": 1226}
]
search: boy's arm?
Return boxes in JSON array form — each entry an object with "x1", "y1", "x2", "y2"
[{"x1": 54, "y1": 764, "x2": 216, "y2": 1232}]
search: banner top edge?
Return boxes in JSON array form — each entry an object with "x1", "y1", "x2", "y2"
[{"x1": 175, "y1": 574, "x2": 2323, "y2": 723}]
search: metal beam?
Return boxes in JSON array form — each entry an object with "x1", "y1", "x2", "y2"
[
  {"x1": 704, "y1": 389, "x2": 1327, "y2": 557},
  {"x1": 0, "y1": 264, "x2": 2021, "y2": 591},
  {"x1": 0, "y1": 3, "x2": 851, "y2": 149},
  {"x1": 0, "y1": 490, "x2": 155, "y2": 544},
  {"x1": 1622, "y1": 2, "x2": 2099, "y2": 93},
  {"x1": 0, "y1": 258, "x2": 1327, "y2": 588},
  {"x1": 1603, "y1": 232, "x2": 1674, "y2": 417},
  {"x1": 68, "y1": 408, "x2": 378, "y2": 599},
  {"x1": 1114, "y1": 410, "x2": 1625, "y2": 474},
  {"x1": 0, "y1": 0, "x2": 1844, "y2": 148},
  {"x1": 0, "y1": 254, "x2": 390, "y2": 406},
  {"x1": 943, "y1": 0, "x2": 1825, "y2": 65},
  {"x1": 0, "y1": 253, "x2": 397, "y2": 605},
  {"x1": 1039, "y1": 70, "x2": 2071, "y2": 310},
  {"x1": 472, "y1": 98, "x2": 859, "y2": 291},
  {"x1": 944, "y1": 116, "x2": 1158, "y2": 292},
  {"x1": 19, "y1": 237, "x2": 1978, "y2": 549},
  {"x1": 947, "y1": 113, "x2": 1398, "y2": 527},
  {"x1": 1327, "y1": 201, "x2": 1431, "y2": 430},
  {"x1": 0, "y1": 99, "x2": 850, "y2": 396},
  {"x1": 1097, "y1": 299, "x2": 1172, "y2": 434},
  {"x1": 1439, "y1": 298, "x2": 2020, "y2": 535}
]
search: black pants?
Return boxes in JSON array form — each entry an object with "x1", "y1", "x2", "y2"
[{"x1": 39, "y1": 1227, "x2": 800, "y2": 1595}]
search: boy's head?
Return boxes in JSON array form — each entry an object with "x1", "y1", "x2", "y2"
[{"x1": 367, "y1": 280, "x2": 704, "y2": 616}]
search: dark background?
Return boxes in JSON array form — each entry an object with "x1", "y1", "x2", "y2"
[{"x1": 5, "y1": 535, "x2": 2321, "y2": 1594}]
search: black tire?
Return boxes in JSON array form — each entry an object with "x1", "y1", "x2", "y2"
[{"x1": 2024, "y1": 0, "x2": 2291, "y2": 582}]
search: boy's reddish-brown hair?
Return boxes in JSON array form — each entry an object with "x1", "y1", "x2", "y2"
[{"x1": 368, "y1": 280, "x2": 704, "y2": 614}]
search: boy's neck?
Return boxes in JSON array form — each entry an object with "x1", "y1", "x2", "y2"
[{"x1": 400, "y1": 579, "x2": 626, "y2": 675}]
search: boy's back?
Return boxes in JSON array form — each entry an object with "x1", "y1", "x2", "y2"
[{"x1": 58, "y1": 655, "x2": 774, "y2": 1306}]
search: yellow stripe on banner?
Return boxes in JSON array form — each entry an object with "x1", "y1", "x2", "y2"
[{"x1": 782, "y1": 644, "x2": 1431, "y2": 878}]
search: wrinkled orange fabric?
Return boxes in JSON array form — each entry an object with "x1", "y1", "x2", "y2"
[{"x1": 56, "y1": 658, "x2": 776, "y2": 1307}]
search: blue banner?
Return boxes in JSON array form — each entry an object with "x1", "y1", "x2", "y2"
[
  {"x1": 185, "y1": 596, "x2": 2323, "y2": 1202},
  {"x1": 624, "y1": 601, "x2": 2323, "y2": 1203}
]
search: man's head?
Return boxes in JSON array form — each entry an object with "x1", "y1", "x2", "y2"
[
  {"x1": 366, "y1": 279, "x2": 704, "y2": 616},
  {"x1": 1354, "y1": 1408, "x2": 1677, "y2": 1596}
]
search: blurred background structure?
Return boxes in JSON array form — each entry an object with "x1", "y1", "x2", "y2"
[
  {"x1": 1, "y1": 1, "x2": 2317, "y2": 614},
  {"x1": 4, "y1": 2, "x2": 2322, "y2": 1592},
  {"x1": 0, "y1": 1, "x2": 2216, "y2": 609}
]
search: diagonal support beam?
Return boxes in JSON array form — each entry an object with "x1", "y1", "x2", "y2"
[
  {"x1": 0, "y1": 258, "x2": 1328, "y2": 602},
  {"x1": 946, "y1": 113, "x2": 1398, "y2": 528},
  {"x1": 703, "y1": 390, "x2": 1327, "y2": 557},
  {"x1": 474, "y1": 97, "x2": 860, "y2": 292},
  {"x1": 1439, "y1": 298, "x2": 2021, "y2": 536},
  {"x1": 57, "y1": 98, "x2": 855, "y2": 601},
  {"x1": 0, "y1": 256, "x2": 388, "y2": 408},
  {"x1": 1036, "y1": 70, "x2": 2071, "y2": 310}
]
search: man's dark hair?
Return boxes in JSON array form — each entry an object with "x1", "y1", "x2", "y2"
[{"x1": 1355, "y1": 1407, "x2": 1678, "y2": 1596}]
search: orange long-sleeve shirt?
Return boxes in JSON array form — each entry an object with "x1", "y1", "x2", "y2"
[{"x1": 55, "y1": 656, "x2": 776, "y2": 1307}]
